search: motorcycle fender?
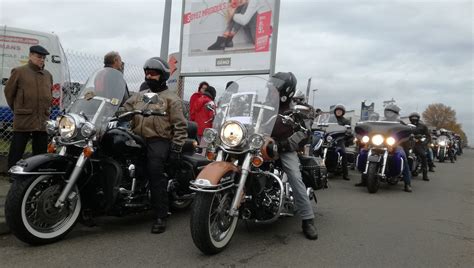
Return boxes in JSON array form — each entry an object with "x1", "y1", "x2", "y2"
[
  {"x1": 368, "y1": 155, "x2": 381, "y2": 163},
  {"x1": 196, "y1": 161, "x2": 240, "y2": 186},
  {"x1": 9, "y1": 153, "x2": 75, "y2": 178}
]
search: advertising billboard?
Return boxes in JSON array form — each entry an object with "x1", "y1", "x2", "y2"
[{"x1": 180, "y1": 0, "x2": 279, "y2": 76}]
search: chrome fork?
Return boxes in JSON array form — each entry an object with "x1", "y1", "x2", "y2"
[
  {"x1": 55, "y1": 152, "x2": 88, "y2": 207},
  {"x1": 229, "y1": 153, "x2": 251, "y2": 217}
]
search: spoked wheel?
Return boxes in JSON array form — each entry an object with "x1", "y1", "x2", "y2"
[
  {"x1": 5, "y1": 175, "x2": 81, "y2": 245},
  {"x1": 190, "y1": 190, "x2": 238, "y2": 255}
]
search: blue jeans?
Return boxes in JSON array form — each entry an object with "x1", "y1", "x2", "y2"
[
  {"x1": 279, "y1": 151, "x2": 315, "y2": 220},
  {"x1": 398, "y1": 147, "x2": 411, "y2": 185}
]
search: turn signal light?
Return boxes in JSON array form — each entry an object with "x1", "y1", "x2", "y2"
[
  {"x1": 206, "y1": 151, "x2": 216, "y2": 161},
  {"x1": 83, "y1": 146, "x2": 94, "y2": 158},
  {"x1": 47, "y1": 143, "x2": 56, "y2": 153},
  {"x1": 251, "y1": 156, "x2": 264, "y2": 167}
]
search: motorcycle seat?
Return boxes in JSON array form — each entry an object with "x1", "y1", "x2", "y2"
[{"x1": 182, "y1": 153, "x2": 212, "y2": 169}]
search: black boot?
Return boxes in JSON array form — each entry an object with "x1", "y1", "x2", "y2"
[
  {"x1": 151, "y1": 218, "x2": 167, "y2": 234},
  {"x1": 342, "y1": 173, "x2": 350, "y2": 181},
  {"x1": 302, "y1": 219, "x2": 318, "y2": 240},
  {"x1": 429, "y1": 167, "x2": 435, "y2": 172},
  {"x1": 225, "y1": 36, "x2": 234, "y2": 47},
  {"x1": 404, "y1": 183, "x2": 412, "y2": 192},
  {"x1": 422, "y1": 171, "x2": 429, "y2": 181},
  {"x1": 355, "y1": 175, "x2": 367, "y2": 186},
  {"x1": 207, "y1": 36, "x2": 227, "y2": 50}
]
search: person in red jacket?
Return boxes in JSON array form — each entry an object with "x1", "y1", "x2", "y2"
[
  {"x1": 194, "y1": 86, "x2": 216, "y2": 142},
  {"x1": 189, "y1": 81, "x2": 209, "y2": 121}
]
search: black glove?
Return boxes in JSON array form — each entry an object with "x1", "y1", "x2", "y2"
[
  {"x1": 169, "y1": 143, "x2": 182, "y2": 161},
  {"x1": 288, "y1": 131, "x2": 307, "y2": 151}
]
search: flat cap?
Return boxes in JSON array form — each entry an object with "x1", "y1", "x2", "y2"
[{"x1": 29, "y1": 45, "x2": 50, "y2": 55}]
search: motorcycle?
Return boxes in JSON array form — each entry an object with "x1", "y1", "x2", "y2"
[
  {"x1": 5, "y1": 68, "x2": 210, "y2": 245},
  {"x1": 311, "y1": 113, "x2": 354, "y2": 177},
  {"x1": 407, "y1": 134, "x2": 428, "y2": 177},
  {"x1": 436, "y1": 135, "x2": 455, "y2": 163},
  {"x1": 189, "y1": 77, "x2": 326, "y2": 254},
  {"x1": 355, "y1": 121, "x2": 412, "y2": 193}
]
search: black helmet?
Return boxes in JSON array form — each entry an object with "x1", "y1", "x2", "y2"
[
  {"x1": 409, "y1": 112, "x2": 421, "y2": 124},
  {"x1": 270, "y1": 72, "x2": 297, "y2": 103},
  {"x1": 143, "y1": 57, "x2": 170, "y2": 80},
  {"x1": 334, "y1": 104, "x2": 346, "y2": 116},
  {"x1": 384, "y1": 104, "x2": 400, "y2": 115}
]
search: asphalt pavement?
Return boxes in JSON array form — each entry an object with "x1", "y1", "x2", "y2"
[{"x1": 0, "y1": 150, "x2": 472, "y2": 267}]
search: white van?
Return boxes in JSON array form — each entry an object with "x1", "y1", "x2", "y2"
[{"x1": 0, "y1": 26, "x2": 70, "y2": 129}]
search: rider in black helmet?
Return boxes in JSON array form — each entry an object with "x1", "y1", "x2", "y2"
[
  {"x1": 333, "y1": 104, "x2": 352, "y2": 180},
  {"x1": 124, "y1": 56, "x2": 187, "y2": 234},
  {"x1": 270, "y1": 72, "x2": 318, "y2": 240},
  {"x1": 409, "y1": 112, "x2": 431, "y2": 180}
]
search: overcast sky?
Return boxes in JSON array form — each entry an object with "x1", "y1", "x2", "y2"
[{"x1": 1, "y1": 0, "x2": 473, "y2": 142}]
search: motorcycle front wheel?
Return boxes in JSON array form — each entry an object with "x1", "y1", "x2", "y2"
[
  {"x1": 190, "y1": 189, "x2": 238, "y2": 255},
  {"x1": 5, "y1": 175, "x2": 81, "y2": 245},
  {"x1": 439, "y1": 149, "x2": 445, "y2": 162},
  {"x1": 366, "y1": 162, "x2": 380, "y2": 193}
]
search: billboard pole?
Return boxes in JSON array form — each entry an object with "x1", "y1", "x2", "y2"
[
  {"x1": 160, "y1": 0, "x2": 172, "y2": 60},
  {"x1": 305, "y1": 77, "x2": 312, "y2": 103},
  {"x1": 269, "y1": 0, "x2": 281, "y2": 76}
]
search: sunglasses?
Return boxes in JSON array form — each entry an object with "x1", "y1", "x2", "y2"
[{"x1": 145, "y1": 69, "x2": 160, "y2": 76}]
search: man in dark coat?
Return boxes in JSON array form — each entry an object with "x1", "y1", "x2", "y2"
[{"x1": 4, "y1": 45, "x2": 53, "y2": 168}]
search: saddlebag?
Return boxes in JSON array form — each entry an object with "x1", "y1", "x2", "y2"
[{"x1": 299, "y1": 155, "x2": 328, "y2": 190}]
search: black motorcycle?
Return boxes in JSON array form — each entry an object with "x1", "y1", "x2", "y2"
[
  {"x1": 312, "y1": 114, "x2": 353, "y2": 177},
  {"x1": 5, "y1": 68, "x2": 210, "y2": 245}
]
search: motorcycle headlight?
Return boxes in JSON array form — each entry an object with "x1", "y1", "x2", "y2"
[
  {"x1": 371, "y1": 134, "x2": 384, "y2": 146},
  {"x1": 58, "y1": 115, "x2": 77, "y2": 139},
  {"x1": 249, "y1": 134, "x2": 264, "y2": 149},
  {"x1": 203, "y1": 128, "x2": 218, "y2": 144},
  {"x1": 362, "y1": 136, "x2": 370, "y2": 143},
  {"x1": 386, "y1": 137, "x2": 396, "y2": 146},
  {"x1": 326, "y1": 135, "x2": 333, "y2": 142},
  {"x1": 439, "y1": 141, "x2": 446, "y2": 146},
  {"x1": 45, "y1": 119, "x2": 58, "y2": 135},
  {"x1": 220, "y1": 121, "x2": 245, "y2": 148},
  {"x1": 81, "y1": 122, "x2": 96, "y2": 138}
]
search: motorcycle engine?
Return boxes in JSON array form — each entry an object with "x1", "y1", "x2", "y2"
[{"x1": 244, "y1": 173, "x2": 281, "y2": 221}]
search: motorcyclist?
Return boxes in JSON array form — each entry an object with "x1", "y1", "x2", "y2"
[
  {"x1": 409, "y1": 112, "x2": 430, "y2": 181},
  {"x1": 454, "y1": 133, "x2": 463, "y2": 155},
  {"x1": 292, "y1": 90, "x2": 317, "y2": 120},
  {"x1": 356, "y1": 104, "x2": 413, "y2": 192},
  {"x1": 124, "y1": 57, "x2": 188, "y2": 234},
  {"x1": 270, "y1": 72, "x2": 318, "y2": 240},
  {"x1": 333, "y1": 104, "x2": 352, "y2": 180}
]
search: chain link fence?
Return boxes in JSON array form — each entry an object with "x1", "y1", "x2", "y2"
[
  {"x1": 0, "y1": 50, "x2": 145, "y2": 155},
  {"x1": 0, "y1": 49, "x2": 250, "y2": 156}
]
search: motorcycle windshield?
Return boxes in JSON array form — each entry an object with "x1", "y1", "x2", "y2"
[
  {"x1": 67, "y1": 68, "x2": 126, "y2": 135},
  {"x1": 214, "y1": 76, "x2": 279, "y2": 138},
  {"x1": 314, "y1": 113, "x2": 346, "y2": 133},
  {"x1": 438, "y1": 135, "x2": 449, "y2": 143}
]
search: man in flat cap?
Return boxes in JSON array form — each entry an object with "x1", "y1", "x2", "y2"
[{"x1": 4, "y1": 45, "x2": 53, "y2": 168}]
